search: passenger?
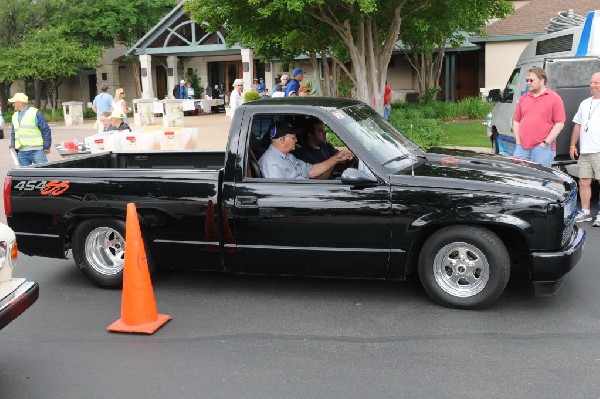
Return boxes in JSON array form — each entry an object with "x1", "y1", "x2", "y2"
[
  {"x1": 295, "y1": 118, "x2": 350, "y2": 164},
  {"x1": 258, "y1": 121, "x2": 352, "y2": 179}
]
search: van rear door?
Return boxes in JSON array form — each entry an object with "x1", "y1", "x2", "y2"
[{"x1": 545, "y1": 57, "x2": 600, "y2": 161}]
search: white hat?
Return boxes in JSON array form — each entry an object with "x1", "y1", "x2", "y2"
[{"x1": 180, "y1": 80, "x2": 186, "y2": 84}]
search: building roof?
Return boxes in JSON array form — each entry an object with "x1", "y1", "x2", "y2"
[{"x1": 486, "y1": 0, "x2": 598, "y2": 36}]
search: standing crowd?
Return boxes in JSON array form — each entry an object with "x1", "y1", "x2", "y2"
[{"x1": 511, "y1": 67, "x2": 600, "y2": 227}]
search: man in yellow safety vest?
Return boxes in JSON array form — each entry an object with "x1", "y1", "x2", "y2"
[{"x1": 8, "y1": 93, "x2": 52, "y2": 166}]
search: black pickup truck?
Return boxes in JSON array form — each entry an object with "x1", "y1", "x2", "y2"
[{"x1": 3, "y1": 98, "x2": 586, "y2": 309}]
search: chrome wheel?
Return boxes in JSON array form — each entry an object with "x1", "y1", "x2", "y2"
[
  {"x1": 84, "y1": 227, "x2": 125, "y2": 276},
  {"x1": 432, "y1": 242, "x2": 489, "y2": 298}
]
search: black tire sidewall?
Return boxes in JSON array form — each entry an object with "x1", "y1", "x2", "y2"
[{"x1": 418, "y1": 226, "x2": 510, "y2": 309}]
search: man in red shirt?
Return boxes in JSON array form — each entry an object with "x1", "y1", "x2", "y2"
[{"x1": 512, "y1": 67, "x2": 566, "y2": 167}]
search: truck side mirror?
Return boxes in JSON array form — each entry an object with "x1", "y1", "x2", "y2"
[
  {"x1": 341, "y1": 168, "x2": 377, "y2": 187},
  {"x1": 502, "y1": 89, "x2": 513, "y2": 103},
  {"x1": 487, "y1": 89, "x2": 501, "y2": 102}
]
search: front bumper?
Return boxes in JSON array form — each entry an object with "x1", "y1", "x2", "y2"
[
  {"x1": 0, "y1": 279, "x2": 39, "y2": 330},
  {"x1": 530, "y1": 226, "x2": 586, "y2": 297}
]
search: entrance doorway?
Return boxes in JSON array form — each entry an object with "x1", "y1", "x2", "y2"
[
  {"x1": 156, "y1": 66, "x2": 167, "y2": 99},
  {"x1": 225, "y1": 61, "x2": 243, "y2": 98}
]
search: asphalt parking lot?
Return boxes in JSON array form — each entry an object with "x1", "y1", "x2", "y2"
[{"x1": 2, "y1": 220, "x2": 600, "y2": 399}]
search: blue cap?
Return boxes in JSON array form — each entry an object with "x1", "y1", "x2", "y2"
[{"x1": 292, "y1": 68, "x2": 306, "y2": 76}]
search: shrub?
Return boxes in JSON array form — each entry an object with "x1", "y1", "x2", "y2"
[
  {"x1": 244, "y1": 91, "x2": 260, "y2": 102},
  {"x1": 390, "y1": 116, "x2": 444, "y2": 148}
]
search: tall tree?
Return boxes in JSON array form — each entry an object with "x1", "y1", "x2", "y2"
[
  {"x1": 57, "y1": 0, "x2": 176, "y2": 97},
  {"x1": 401, "y1": 0, "x2": 513, "y2": 101},
  {"x1": 7, "y1": 26, "x2": 102, "y2": 116},
  {"x1": 185, "y1": 0, "x2": 428, "y2": 113},
  {"x1": 0, "y1": 0, "x2": 43, "y2": 111}
]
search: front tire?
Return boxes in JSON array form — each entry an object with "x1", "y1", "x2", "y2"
[
  {"x1": 72, "y1": 219, "x2": 155, "y2": 287},
  {"x1": 418, "y1": 226, "x2": 510, "y2": 309}
]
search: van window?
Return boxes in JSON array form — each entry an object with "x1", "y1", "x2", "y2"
[
  {"x1": 536, "y1": 34, "x2": 574, "y2": 55},
  {"x1": 502, "y1": 68, "x2": 521, "y2": 103}
]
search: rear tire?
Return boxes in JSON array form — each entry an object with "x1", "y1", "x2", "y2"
[
  {"x1": 418, "y1": 226, "x2": 510, "y2": 309},
  {"x1": 72, "y1": 219, "x2": 156, "y2": 287}
]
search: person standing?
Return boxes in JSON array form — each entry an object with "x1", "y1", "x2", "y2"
[
  {"x1": 92, "y1": 84, "x2": 113, "y2": 133},
  {"x1": 229, "y1": 79, "x2": 244, "y2": 118},
  {"x1": 186, "y1": 82, "x2": 195, "y2": 99},
  {"x1": 8, "y1": 93, "x2": 52, "y2": 166},
  {"x1": 285, "y1": 68, "x2": 305, "y2": 97},
  {"x1": 570, "y1": 72, "x2": 600, "y2": 226},
  {"x1": 172, "y1": 80, "x2": 187, "y2": 99},
  {"x1": 258, "y1": 78, "x2": 266, "y2": 93},
  {"x1": 111, "y1": 88, "x2": 129, "y2": 124},
  {"x1": 512, "y1": 67, "x2": 566, "y2": 167},
  {"x1": 272, "y1": 75, "x2": 289, "y2": 95},
  {"x1": 383, "y1": 83, "x2": 393, "y2": 121}
]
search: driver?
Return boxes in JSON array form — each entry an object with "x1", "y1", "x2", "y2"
[{"x1": 259, "y1": 121, "x2": 352, "y2": 179}]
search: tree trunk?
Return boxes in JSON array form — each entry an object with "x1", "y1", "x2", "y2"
[
  {"x1": 131, "y1": 58, "x2": 142, "y2": 99},
  {"x1": 34, "y1": 79, "x2": 42, "y2": 109},
  {"x1": 0, "y1": 82, "x2": 8, "y2": 114},
  {"x1": 309, "y1": 2, "x2": 419, "y2": 114},
  {"x1": 308, "y1": 52, "x2": 322, "y2": 95}
]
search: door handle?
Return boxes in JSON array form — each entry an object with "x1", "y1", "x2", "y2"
[{"x1": 235, "y1": 196, "x2": 258, "y2": 208}]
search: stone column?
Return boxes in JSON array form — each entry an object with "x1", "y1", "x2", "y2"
[
  {"x1": 139, "y1": 54, "x2": 155, "y2": 99},
  {"x1": 162, "y1": 99, "x2": 184, "y2": 127},
  {"x1": 241, "y1": 48, "x2": 254, "y2": 93},
  {"x1": 62, "y1": 102, "x2": 84, "y2": 126},
  {"x1": 167, "y1": 56, "x2": 178, "y2": 97},
  {"x1": 133, "y1": 98, "x2": 157, "y2": 126}
]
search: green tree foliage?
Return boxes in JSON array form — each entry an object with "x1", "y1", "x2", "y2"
[
  {"x1": 401, "y1": 0, "x2": 513, "y2": 99},
  {"x1": 185, "y1": 0, "x2": 429, "y2": 113},
  {"x1": 9, "y1": 27, "x2": 103, "y2": 115},
  {"x1": 0, "y1": 0, "x2": 175, "y2": 108}
]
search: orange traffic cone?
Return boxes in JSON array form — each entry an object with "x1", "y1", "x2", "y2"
[{"x1": 108, "y1": 203, "x2": 171, "y2": 334}]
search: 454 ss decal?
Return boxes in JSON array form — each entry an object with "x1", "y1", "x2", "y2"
[{"x1": 13, "y1": 180, "x2": 70, "y2": 196}]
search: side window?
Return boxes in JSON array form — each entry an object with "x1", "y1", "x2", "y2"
[
  {"x1": 502, "y1": 68, "x2": 521, "y2": 103},
  {"x1": 244, "y1": 114, "x2": 353, "y2": 180}
]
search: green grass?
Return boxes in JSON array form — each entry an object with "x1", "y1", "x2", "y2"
[{"x1": 439, "y1": 120, "x2": 491, "y2": 148}]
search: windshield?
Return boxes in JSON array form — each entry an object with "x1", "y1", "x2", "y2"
[{"x1": 333, "y1": 104, "x2": 425, "y2": 172}]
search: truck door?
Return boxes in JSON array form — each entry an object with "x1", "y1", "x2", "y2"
[{"x1": 222, "y1": 114, "x2": 392, "y2": 278}]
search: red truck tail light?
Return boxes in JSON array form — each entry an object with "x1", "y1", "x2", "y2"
[{"x1": 4, "y1": 176, "x2": 12, "y2": 217}]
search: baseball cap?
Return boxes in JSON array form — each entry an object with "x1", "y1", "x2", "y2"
[
  {"x1": 8, "y1": 93, "x2": 28, "y2": 103},
  {"x1": 270, "y1": 121, "x2": 298, "y2": 139},
  {"x1": 180, "y1": 80, "x2": 186, "y2": 84},
  {"x1": 259, "y1": 77, "x2": 264, "y2": 80},
  {"x1": 292, "y1": 68, "x2": 305, "y2": 76}
]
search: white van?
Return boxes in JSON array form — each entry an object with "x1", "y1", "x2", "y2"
[{"x1": 487, "y1": 10, "x2": 600, "y2": 166}]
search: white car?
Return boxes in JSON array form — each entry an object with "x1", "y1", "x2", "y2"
[{"x1": 0, "y1": 222, "x2": 38, "y2": 330}]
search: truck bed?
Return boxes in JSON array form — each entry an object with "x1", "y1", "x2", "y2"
[{"x1": 35, "y1": 151, "x2": 226, "y2": 170}]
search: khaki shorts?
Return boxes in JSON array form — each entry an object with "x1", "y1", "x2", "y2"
[{"x1": 577, "y1": 152, "x2": 600, "y2": 179}]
